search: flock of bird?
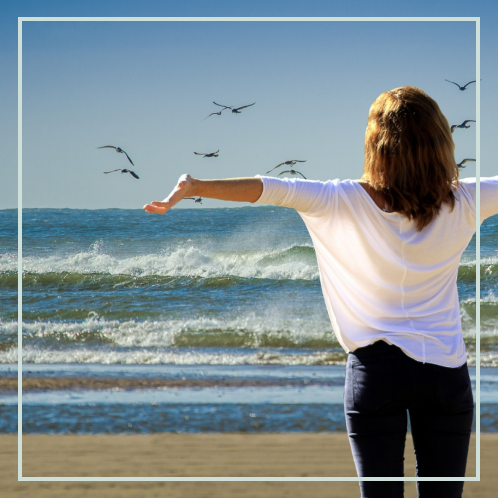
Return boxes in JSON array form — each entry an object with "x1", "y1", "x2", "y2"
[
  {"x1": 266, "y1": 160, "x2": 308, "y2": 179},
  {"x1": 204, "y1": 101, "x2": 256, "y2": 119},
  {"x1": 193, "y1": 102, "x2": 311, "y2": 180},
  {"x1": 97, "y1": 79, "x2": 477, "y2": 202},
  {"x1": 446, "y1": 79, "x2": 478, "y2": 169},
  {"x1": 98, "y1": 145, "x2": 139, "y2": 179}
]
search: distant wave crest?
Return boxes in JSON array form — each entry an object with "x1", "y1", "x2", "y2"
[
  {"x1": 13, "y1": 243, "x2": 319, "y2": 281},
  {"x1": 2, "y1": 245, "x2": 497, "y2": 284}
]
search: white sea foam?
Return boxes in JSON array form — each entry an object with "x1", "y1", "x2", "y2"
[
  {"x1": 19, "y1": 242, "x2": 319, "y2": 280},
  {"x1": 460, "y1": 290, "x2": 498, "y2": 304},
  {"x1": 5, "y1": 310, "x2": 334, "y2": 346},
  {"x1": 460, "y1": 256, "x2": 498, "y2": 267},
  {"x1": 0, "y1": 309, "x2": 339, "y2": 365},
  {"x1": 2, "y1": 311, "x2": 498, "y2": 366},
  {"x1": 0, "y1": 253, "x2": 18, "y2": 272},
  {"x1": 0, "y1": 312, "x2": 334, "y2": 365},
  {"x1": 3, "y1": 312, "x2": 494, "y2": 343},
  {"x1": 2, "y1": 345, "x2": 497, "y2": 367},
  {"x1": 10, "y1": 239, "x2": 492, "y2": 281},
  {"x1": 1, "y1": 346, "x2": 346, "y2": 366}
]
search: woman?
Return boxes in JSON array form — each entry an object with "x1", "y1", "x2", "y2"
[{"x1": 144, "y1": 86, "x2": 497, "y2": 497}]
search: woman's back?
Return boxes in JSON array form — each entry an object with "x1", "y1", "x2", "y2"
[{"x1": 256, "y1": 175, "x2": 496, "y2": 367}]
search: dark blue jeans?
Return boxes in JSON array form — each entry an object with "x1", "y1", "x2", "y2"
[{"x1": 344, "y1": 340, "x2": 474, "y2": 498}]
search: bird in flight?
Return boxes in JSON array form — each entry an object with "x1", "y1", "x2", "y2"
[
  {"x1": 194, "y1": 150, "x2": 219, "y2": 157},
  {"x1": 457, "y1": 159, "x2": 475, "y2": 169},
  {"x1": 203, "y1": 107, "x2": 229, "y2": 120},
  {"x1": 277, "y1": 169, "x2": 307, "y2": 179},
  {"x1": 184, "y1": 197, "x2": 203, "y2": 204},
  {"x1": 266, "y1": 160, "x2": 307, "y2": 175},
  {"x1": 98, "y1": 146, "x2": 135, "y2": 166},
  {"x1": 213, "y1": 102, "x2": 232, "y2": 110},
  {"x1": 444, "y1": 79, "x2": 477, "y2": 91},
  {"x1": 104, "y1": 168, "x2": 139, "y2": 179},
  {"x1": 231, "y1": 102, "x2": 256, "y2": 114},
  {"x1": 451, "y1": 120, "x2": 476, "y2": 133},
  {"x1": 213, "y1": 102, "x2": 256, "y2": 114}
]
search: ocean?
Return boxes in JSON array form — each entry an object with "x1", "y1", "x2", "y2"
[{"x1": 1, "y1": 207, "x2": 497, "y2": 433}]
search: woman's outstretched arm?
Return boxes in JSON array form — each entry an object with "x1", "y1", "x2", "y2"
[{"x1": 143, "y1": 174, "x2": 263, "y2": 215}]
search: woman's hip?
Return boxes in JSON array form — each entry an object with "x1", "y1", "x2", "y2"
[{"x1": 344, "y1": 340, "x2": 474, "y2": 413}]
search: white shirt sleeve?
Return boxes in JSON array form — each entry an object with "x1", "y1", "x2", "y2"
[
  {"x1": 254, "y1": 176, "x2": 335, "y2": 217},
  {"x1": 460, "y1": 176, "x2": 498, "y2": 223},
  {"x1": 481, "y1": 176, "x2": 498, "y2": 221}
]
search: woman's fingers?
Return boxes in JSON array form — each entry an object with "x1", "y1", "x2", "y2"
[{"x1": 143, "y1": 203, "x2": 167, "y2": 215}]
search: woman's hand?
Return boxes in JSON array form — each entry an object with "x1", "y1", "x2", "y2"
[{"x1": 143, "y1": 174, "x2": 194, "y2": 215}]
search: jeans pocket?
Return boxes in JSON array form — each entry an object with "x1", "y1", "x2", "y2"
[
  {"x1": 351, "y1": 354, "x2": 394, "y2": 412},
  {"x1": 432, "y1": 362, "x2": 474, "y2": 412}
]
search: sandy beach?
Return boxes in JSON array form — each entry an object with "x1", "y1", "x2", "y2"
[{"x1": 2, "y1": 433, "x2": 496, "y2": 497}]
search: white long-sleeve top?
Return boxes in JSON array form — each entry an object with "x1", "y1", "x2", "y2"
[{"x1": 255, "y1": 175, "x2": 498, "y2": 367}]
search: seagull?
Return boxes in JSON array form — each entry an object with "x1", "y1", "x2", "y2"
[
  {"x1": 266, "y1": 160, "x2": 307, "y2": 175},
  {"x1": 231, "y1": 102, "x2": 256, "y2": 114},
  {"x1": 457, "y1": 159, "x2": 476, "y2": 169},
  {"x1": 104, "y1": 168, "x2": 139, "y2": 179},
  {"x1": 451, "y1": 120, "x2": 476, "y2": 133},
  {"x1": 184, "y1": 197, "x2": 203, "y2": 204},
  {"x1": 213, "y1": 102, "x2": 232, "y2": 110},
  {"x1": 97, "y1": 146, "x2": 135, "y2": 166},
  {"x1": 445, "y1": 79, "x2": 477, "y2": 91},
  {"x1": 277, "y1": 169, "x2": 307, "y2": 179},
  {"x1": 203, "y1": 107, "x2": 229, "y2": 120},
  {"x1": 194, "y1": 150, "x2": 219, "y2": 158}
]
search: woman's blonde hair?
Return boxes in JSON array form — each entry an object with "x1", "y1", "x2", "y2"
[{"x1": 361, "y1": 86, "x2": 459, "y2": 231}]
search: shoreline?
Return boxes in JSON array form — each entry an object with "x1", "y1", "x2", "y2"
[{"x1": 0, "y1": 376, "x2": 329, "y2": 391}]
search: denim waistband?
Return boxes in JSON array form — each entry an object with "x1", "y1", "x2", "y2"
[{"x1": 350, "y1": 340, "x2": 398, "y2": 359}]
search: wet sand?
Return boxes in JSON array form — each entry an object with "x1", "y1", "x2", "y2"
[
  {"x1": 2, "y1": 433, "x2": 497, "y2": 497},
  {"x1": 0, "y1": 376, "x2": 328, "y2": 391}
]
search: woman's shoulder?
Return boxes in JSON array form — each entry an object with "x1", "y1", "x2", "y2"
[
  {"x1": 457, "y1": 176, "x2": 498, "y2": 190},
  {"x1": 310, "y1": 178, "x2": 365, "y2": 199},
  {"x1": 452, "y1": 176, "x2": 497, "y2": 202},
  {"x1": 327, "y1": 178, "x2": 361, "y2": 191},
  {"x1": 457, "y1": 176, "x2": 498, "y2": 222}
]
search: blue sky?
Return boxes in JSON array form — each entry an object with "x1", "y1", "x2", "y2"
[{"x1": 1, "y1": 1, "x2": 496, "y2": 209}]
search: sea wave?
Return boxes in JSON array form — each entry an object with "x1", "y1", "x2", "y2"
[
  {"x1": 1, "y1": 346, "x2": 350, "y2": 366},
  {"x1": 1, "y1": 312, "x2": 337, "y2": 350},
  {"x1": 0, "y1": 315, "x2": 345, "y2": 365},
  {"x1": 460, "y1": 294, "x2": 498, "y2": 322},
  {"x1": 15, "y1": 243, "x2": 318, "y2": 281},
  {"x1": 1, "y1": 344, "x2": 497, "y2": 367},
  {"x1": 1, "y1": 247, "x2": 497, "y2": 284},
  {"x1": 2, "y1": 309, "x2": 498, "y2": 358},
  {"x1": 0, "y1": 253, "x2": 17, "y2": 272},
  {"x1": 459, "y1": 257, "x2": 498, "y2": 283}
]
